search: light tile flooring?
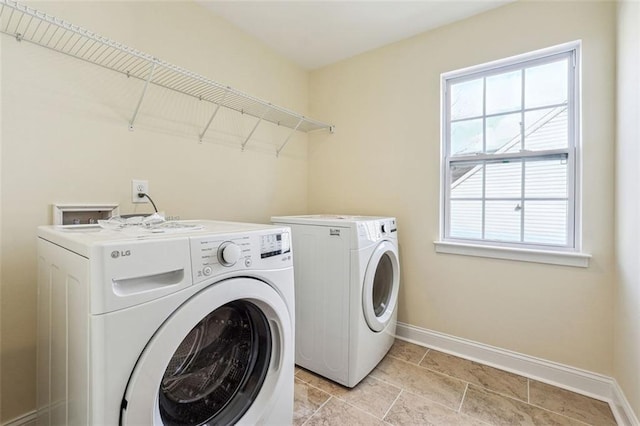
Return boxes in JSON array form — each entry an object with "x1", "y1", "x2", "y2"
[{"x1": 293, "y1": 339, "x2": 617, "y2": 426}]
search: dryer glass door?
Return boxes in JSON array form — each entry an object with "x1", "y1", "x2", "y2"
[
  {"x1": 372, "y1": 255, "x2": 394, "y2": 316},
  {"x1": 121, "y1": 277, "x2": 292, "y2": 426},
  {"x1": 362, "y1": 241, "x2": 400, "y2": 332}
]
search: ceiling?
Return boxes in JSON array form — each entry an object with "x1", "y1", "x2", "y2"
[{"x1": 199, "y1": 1, "x2": 514, "y2": 70}]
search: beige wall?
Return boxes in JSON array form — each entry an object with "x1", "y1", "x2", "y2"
[
  {"x1": 615, "y1": 1, "x2": 640, "y2": 419},
  {"x1": 309, "y1": 0, "x2": 616, "y2": 374},
  {"x1": 0, "y1": 0, "x2": 631, "y2": 422},
  {"x1": 0, "y1": 1, "x2": 310, "y2": 421}
]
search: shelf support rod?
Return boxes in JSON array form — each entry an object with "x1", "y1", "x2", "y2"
[
  {"x1": 128, "y1": 61, "x2": 157, "y2": 131},
  {"x1": 198, "y1": 89, "x2": 228, "y2": 143},
  {"x1": 276, "y1": 118, "x2": 304, "y2": 157},
  {"x1": 241, "y1": 105, "x2": 270, "y2": 151}
]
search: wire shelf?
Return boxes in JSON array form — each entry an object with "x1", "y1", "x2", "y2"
[{"x1": 0, "y1": 0, "x2": 334, "y2": 154}]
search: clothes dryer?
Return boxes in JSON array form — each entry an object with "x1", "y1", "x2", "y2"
[
  {"x1": 36, "y1": 220, "x2": 294, "y2": 425},
  {"x1": 271, "y1": 215, "x2": 399, "y2": 387}
]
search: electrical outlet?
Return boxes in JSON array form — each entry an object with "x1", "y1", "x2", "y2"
[{"x1": 132, "y1": 179, "x2": 149, "y2": 203}]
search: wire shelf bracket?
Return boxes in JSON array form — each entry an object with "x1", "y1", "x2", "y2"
[
  {"x1": 241, "y1": 105, "x2": 270, "y2": 152},
  {"x1": 276, "y1": 118, "x2": 304, "y2": 157},
  {"x1": 199, "y1": 89, "x2": 228, "y2": 143},
  {"x1": 129, "y1": 61, "x2": 156, "y2": 131},
  {"x1": 0, "y1": 0, "x2": 335, "y2": 155}
]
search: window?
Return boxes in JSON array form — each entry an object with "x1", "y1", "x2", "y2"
[{"x1": 438, "y1": 42, "x2": 587, "y2": 265}]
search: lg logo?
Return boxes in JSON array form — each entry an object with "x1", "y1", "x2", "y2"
[{"x1": 111, "y1": 250, "x2": 131, "y2": 259}]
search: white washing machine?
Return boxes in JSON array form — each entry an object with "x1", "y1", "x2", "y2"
[
  {"x1": 271, "y1": 215, "x2": 400, "y2": 388},
  {"x1": 36, "y1": 220, "x2": 294, "y2": 425}
]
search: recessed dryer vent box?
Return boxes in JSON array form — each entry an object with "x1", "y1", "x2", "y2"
[{"x1": 52, "y1": 203, "x2": 119, "y2": 226}]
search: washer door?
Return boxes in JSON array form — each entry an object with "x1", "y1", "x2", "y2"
[
  {"x1": 121, "y1": 277, "x2": 292, "y2": 425},
  {"x1": 362, "y1": 241, "x2": 400, "y2": 332}
]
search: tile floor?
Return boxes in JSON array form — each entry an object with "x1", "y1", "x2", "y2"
[{"x1": 293, "y1": 339, "x2": 617, "y2": 426}]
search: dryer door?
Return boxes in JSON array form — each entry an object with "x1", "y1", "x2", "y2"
[
  {"x1": 362, "y1": 241, "x2": 400, "y2": 332},
  {"x1": 121, "y1": 277, "x2": 292, "y2": 425}
]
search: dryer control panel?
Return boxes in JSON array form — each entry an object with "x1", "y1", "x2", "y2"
[{"x1": 357, "y1": 218, "x2": 397, "y2": 244}]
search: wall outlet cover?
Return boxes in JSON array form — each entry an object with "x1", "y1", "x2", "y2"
[{"x1": 132, "y1": 179, "x2": 149, "y2": 203}]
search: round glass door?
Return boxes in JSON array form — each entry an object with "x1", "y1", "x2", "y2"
[
  {"x1": 159, "y1": 301, "x2": 271, "y2": 426},
  {"x1": 372, "y1": 254, "x2": 394, "y2": 317},
  {"x1": 120, "y1": 277, "x2": 292, "y2": 426},
  {"x1": 362, "y1": 241, "x2": 399, "y2": 332}
]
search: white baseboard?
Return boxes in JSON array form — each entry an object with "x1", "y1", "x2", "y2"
[
  {"x1": 613, "y1": 379, "x2": 640, "y2": 426},
  {"x1": 2, "y1": 411, "x2": 36, "y2": 426},
  {"x1": 396, "y1": 322, "x2": 639, "y2": 426}
]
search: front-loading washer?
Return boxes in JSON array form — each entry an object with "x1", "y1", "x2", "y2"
[
  {"x1": 36, "y1": 220, "x2": 294, "y2": 425},
  {"x1": 271, "y1": 215, "x2": 400, "y2": 388}
]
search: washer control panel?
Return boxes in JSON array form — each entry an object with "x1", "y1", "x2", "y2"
[
  {"x1": 260, "y1": 232, "x2": 291, "y2": 259},
  {"x1": 190, "y1": 229, "x2": 292, "y2": 284}
]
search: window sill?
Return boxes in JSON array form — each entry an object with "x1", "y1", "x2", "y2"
[{"x1": 433, "y1": 241, "x2": 591, "y2": 268}]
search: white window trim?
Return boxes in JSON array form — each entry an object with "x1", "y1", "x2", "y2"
[
  {"x1": 433, "y1": 241, "x2": 591, "y2": 268},
  {"x1": 438, "y1": 41, "x2": 590, "y2": 267}
]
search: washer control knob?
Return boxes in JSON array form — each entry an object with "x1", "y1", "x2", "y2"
[
  {"x1": 381, "y1": 223, "x2": 388, "y2": 233},
  {"x1": 203, "y1": 266, "x2": 213, "y2": 276},
  {"x1": 218, "y1": 242, "x2": 242, "y2": 266},
  {"x1": 244, "y1": 258, "x2": 252, "y2": 267}
]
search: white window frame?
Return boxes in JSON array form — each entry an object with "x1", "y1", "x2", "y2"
[{"x1": 436, "y1": 41, "x2": 590, "y2": 268}]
